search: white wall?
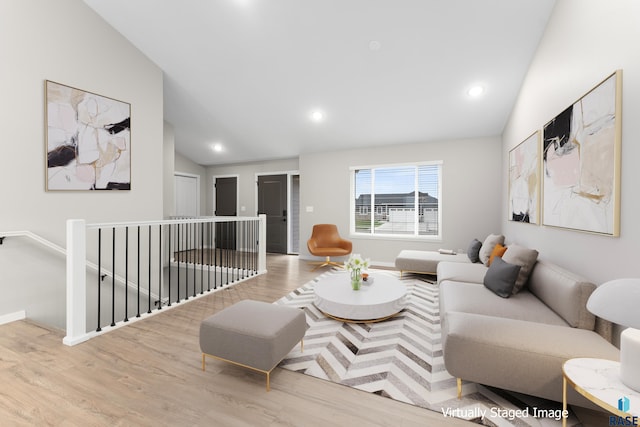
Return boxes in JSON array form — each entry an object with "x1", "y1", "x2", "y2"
[
  {"x1": 0, "y1": 0, "x2": 164, "y2": 247},
  {"x1": 163, "y1": 121, "x2": 176, "y2": 218},
  {"x1": 502, "y1": 0, "x2": 640, "y2": 283},
  {"x1": 300, "y1": 137, "x2": 503, "y2": 264},
  {"x1": 0, "y1": 0, "x2": 164, "y2": 325},
  {"x1": 0, "y1": 238, "x2": 66, "y2": 328}
]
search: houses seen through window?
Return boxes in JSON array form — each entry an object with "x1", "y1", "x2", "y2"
[{"x1": 351, "y1": 162, "x2": 442, "y2": 238}]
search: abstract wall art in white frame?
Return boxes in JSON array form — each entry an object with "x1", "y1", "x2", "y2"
[
  {"x1": 509, "y1": 131, "x2": 540, "y2": 224},
  {"x1": 542, "y1": 70, "x2": 622, "y2": 236},
  {"x1": 46, "y1": 80, "x2": 131, "y2": 190}
]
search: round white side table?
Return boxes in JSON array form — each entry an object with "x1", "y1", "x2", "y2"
[{"x1": 562, "y1": 358, "x2": 640, "y2": 427}]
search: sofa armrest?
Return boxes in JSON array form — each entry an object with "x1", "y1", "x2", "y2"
[
  {"x1": 528, "y1": 260, "x2": 596, "y2": 330},
  {"x1": 436, "y1": 261, "x2": 487, "y2": 285}
]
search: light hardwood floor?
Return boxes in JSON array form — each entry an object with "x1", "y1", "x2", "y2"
[{"x1": 0, "y1": 254, "x2": 475, "y2": 426}]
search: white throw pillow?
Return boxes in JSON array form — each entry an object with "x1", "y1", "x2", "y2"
[{"x1": 479, "y1": 234, "x2": 505, "y2": 266}]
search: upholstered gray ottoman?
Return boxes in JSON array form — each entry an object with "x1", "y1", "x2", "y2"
[{"x1": 199, "y1": 299, "x2": 307, "y2": 391}]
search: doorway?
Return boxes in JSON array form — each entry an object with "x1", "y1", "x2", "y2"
[
  {"x1": 174, "y1": 173, "x2": 199, "y2": 217},
  {"x1": 258, "y1": 174, "x2": 288, "y2": 254},
  {"x1": 213, "y1": 176, "x2": 238, "y2": 250},
  {"x1": 290, "y1": 175, "x2": 300, "y2": 254},
  {"x1": 215, "y1": 176, "x2": 237, "y2": 217}
]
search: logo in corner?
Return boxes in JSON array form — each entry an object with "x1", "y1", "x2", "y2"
[{"x1": 619, "y1": 396, "x2": 630, "y2": 412}]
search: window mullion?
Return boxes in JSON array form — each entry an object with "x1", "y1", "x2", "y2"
[
  {"x1": 414, "y1": 166, "x2": 419, "y2": 237},
  {"x1": 370, "y1": 169, "x2": 375, "y2": 235}
]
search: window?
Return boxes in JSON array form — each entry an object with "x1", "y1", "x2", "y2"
[{"x1": 351, "y1": 161, "x2": 442, "y2": 239}]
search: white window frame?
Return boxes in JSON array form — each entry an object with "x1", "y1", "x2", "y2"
[{"x1": 349, "y1": 161, "x2": 443, "y2": 240}]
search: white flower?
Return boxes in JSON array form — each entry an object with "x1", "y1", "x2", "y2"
[{"x1": 345, "y1": 253, "x2": 370, "y2": 272}]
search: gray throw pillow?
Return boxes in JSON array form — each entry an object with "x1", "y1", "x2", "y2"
[
  {"x1": 466, "y1": 238, "x2": 482, "y2": 263},
  {"x1": 483, "y1": 257, "x2": 521, "y2": 298},
  {"x1": 501, "y1": 244, "x2": 539, "y2": 294},
  {"x1": 479, "y1": 234, "x2": 505, "y2": 265}
]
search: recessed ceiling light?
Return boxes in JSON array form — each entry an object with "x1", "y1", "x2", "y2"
[
  {"x1": 369, "y1": 40, "x2": 382, "y2": 51},
  {"x1": 467, "y1": 85, "x2": 485, "y2": 97},
  {"x1": 310, "y1": 110, "x2": 325, "y2": 123},
  {"x1": 212, "y1": 143, "x2": 223, "y2": 152}
]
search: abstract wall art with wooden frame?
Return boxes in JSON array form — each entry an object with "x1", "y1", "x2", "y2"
[
  {"x1": 509, "y1": 131, "x2": 540, "y2": 224},
  {"x1": 45, "y1": 80, "x2": 131, "y2": 190},
  {"x1": 542, "y1": 70, "x2": 622, "y2": 236}
]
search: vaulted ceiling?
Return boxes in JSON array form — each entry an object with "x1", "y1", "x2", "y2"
[{"x1": 84, "y1": 0, "x2": 557, "y2": 165}]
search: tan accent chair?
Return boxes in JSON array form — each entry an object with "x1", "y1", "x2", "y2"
[{"x1": 307, "y1": 224, "x2": 352, "y2": 271}]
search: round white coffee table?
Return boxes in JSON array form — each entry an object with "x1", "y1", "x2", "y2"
[{"x1": 313, "y1": 271, "x2": 408, "y2": 322}]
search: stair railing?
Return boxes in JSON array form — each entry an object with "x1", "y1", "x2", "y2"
[{"x1": 64, "y1": 215, "x2": 267, "y2": 346}]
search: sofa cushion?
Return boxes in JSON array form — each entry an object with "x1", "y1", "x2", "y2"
[
  {"x1": 466, "y1": 238, "x2": 482, "y2": 263},
  {"x1": 483, "y1": 257, "x2": 520, "y2": 297},
  {"x1": 441, "y1": 312, "x2": 619, "y2": 406},
  {"x1": 437, "y1": 261, "x2": 487, "y2": 285},
  {"x1": 479, "y1": 234, "x2": 505, "y2": 265},
  {"x1": 501, "y1": 244, "x2": 539, "y2": 294},
  {"x1": 528, "y1": 261, "x2": 596, "y2": 330},
  {"x1": 441, "y1": 281, "x2": 569, "y2": 327}
]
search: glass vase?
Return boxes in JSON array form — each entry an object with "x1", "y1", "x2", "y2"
[{"x1": 351, "y1": 269, "x2": 361, "y2": 290}]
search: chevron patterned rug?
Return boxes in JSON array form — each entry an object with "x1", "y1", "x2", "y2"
[{"x1": 275, "y1": 269, "x2": 581, "y2": 427}]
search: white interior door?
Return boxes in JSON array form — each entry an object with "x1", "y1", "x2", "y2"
[{"x1": 175, "y1": 174, "x2": 199, "y2": 217}]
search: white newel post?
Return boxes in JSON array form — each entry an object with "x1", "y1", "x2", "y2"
[
  {"x1": 258, "y1": 214, "x2": 267, "y2": 273},
  {"x1": 63, "y1": 219, "x2": 88, "y2": 346}
]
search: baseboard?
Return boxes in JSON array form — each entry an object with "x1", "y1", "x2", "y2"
[
  {"x1": 373, "y1": 261, "x2": 395, "y2": 268},
  {"x1": 0, "y1": 310, "x2": 26, "y2": 325},
  {"x1": 299, "y1": 255, "x2": 395, "y2": 269}
]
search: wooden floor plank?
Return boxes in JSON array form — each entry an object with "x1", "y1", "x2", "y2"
[{"x1": 0, "y1": 254, "x2": 473, "y2": 426}]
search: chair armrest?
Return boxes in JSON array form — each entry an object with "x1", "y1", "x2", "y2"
[{"x1": 338, "y1": 239, "x2": 352, "y2": 252}]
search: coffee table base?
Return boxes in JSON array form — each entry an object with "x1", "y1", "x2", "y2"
[{"x1": 318, "y1": 309, "x2": 403, "y2": 324}]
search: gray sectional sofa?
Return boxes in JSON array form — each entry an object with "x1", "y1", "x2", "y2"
[
  {"x1": 437, "y1": 252, "x2": 620, "y2": 407},
  {"x1": 395, "y1": 233, "x2": 501, "y2": 276}
]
